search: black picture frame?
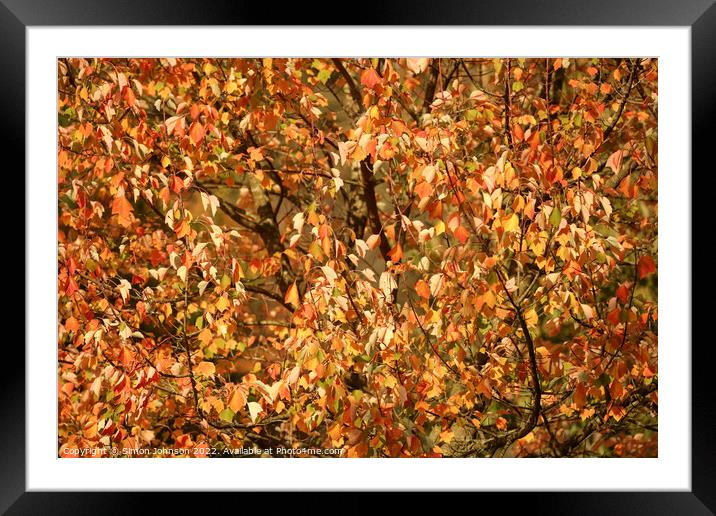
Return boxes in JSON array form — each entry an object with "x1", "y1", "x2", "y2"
[{"x1": 4, "y1": 1, "x2": 711, "y2": 513}]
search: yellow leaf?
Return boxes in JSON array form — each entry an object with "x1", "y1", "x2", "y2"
[
  {"x1": 502, "y1": 213, "x2": 520, "y2": 233},
  {"x1": 284, "y1": 282, "x2": 300, "y2": 308},
  {"x1": 215, "y1": 295, "x2": 230, "y2": 312},
  {"x1": 434, "y1": 220, "x2": 445, "y2": 235},
  {"x1": 524, "y1": 308, "x2": 539, "y2": 327}
]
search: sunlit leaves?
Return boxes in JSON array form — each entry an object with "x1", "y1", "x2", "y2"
[
  {"x1": 200, "y1": 191, "x2": 220, "y2": 217},
  {"x1": 58, "y1": 57, "x2": 657, "y2": 459}
]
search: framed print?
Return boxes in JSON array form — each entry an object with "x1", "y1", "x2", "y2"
[{"x1": 4, "y1": 0, "x2": 712, "y2": 513}]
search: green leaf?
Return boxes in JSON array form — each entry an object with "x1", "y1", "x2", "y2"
[
  {"x1": 549, "y1": 205, "x2": 562, "y2": 228},
  {"x1": 219, "y1": 408, "x2": 235, "y2": 423},
  {"x1": 317, "y1": 69, "x2": 331, "y2": 84},
  {"x1": 512, "y1": 81, "x2": 524, "y2": 93}
]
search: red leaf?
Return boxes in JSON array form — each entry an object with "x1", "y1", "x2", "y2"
[
  {"x1": 637, "y1": 255, "x2": 656, "y2": 279},
  {"x1": 616, "y1": 284, "x2": 630, "y2": 304},
  {"x1": 607, "y1": 308, "x2": 621, "y2": 326},
  {"x1": 65, "y1": 276, "x2": 79, "y2": 297}
]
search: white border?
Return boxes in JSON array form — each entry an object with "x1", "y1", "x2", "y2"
[{"x1": 28, "y1": 27, "x2": 690, "y2": 490}]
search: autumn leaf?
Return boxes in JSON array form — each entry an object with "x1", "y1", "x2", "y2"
[
  {"x1": 285, "y1": 282, "x2": 300, "y2": 308},
  {"x1": 189, "y1": 121, "x2": 205, "y2": 145},
  {"x1": 637, "y1": 255, "x2": 657, "y2": 279},
  {"x1": 200, "y1": 191, "x2": 220, "y2": 216},
  {"x1": 549, "y1": 205, "x2": 562, "y2": 228},
  {"x1": 453, "y1": 225, "x2": 469, "y2": 244},
  {"x1": 388, "y1": 242, "x2": 403, "y2": 262},
  {"x1": 57, "y1": 57, "x2": 658, "y2": 459},
  {"x1": 228, "y1": 387, "x2": 247, "y2": 412},
  {"x1": 194, "y1": 361, "x2": 216, "y2": 378},
  {"x1": 360, "y1": 68, "x2": 381, "y2": 89},
  {"x1": 574, "y1": 383, "x2": 586, "y2": 409},
  {"x1": 502, "y1": 213, "x2": 520, "y2": 233},
  {"x1": 415, "y1": 279, "x2": 431, "y2": 300},
  {"x1": 65, "y1": 316, "x2": 79, "y2": 332},
  {"x1": 606, "y1": 149, "x2": 624, "y2": 174},
  {"x1": 112, "y1": 193, "x2": 133, "y2": 227},
  {"x1": 247, "y1": 401, "x2": 263, "y2": 423},
  {"x1": 406, "y1": 58, "x2": 429, "y2": 75}
]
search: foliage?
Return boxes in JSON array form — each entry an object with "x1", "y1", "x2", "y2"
[{"x1": 57, "y1": 57, "x2": 658, "y2": 457}]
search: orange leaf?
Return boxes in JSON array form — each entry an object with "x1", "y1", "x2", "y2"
[
  {"x1": 414, "y1": 181, "x2": 433, "y2": 200},
  {"x1": 574, "y1": 382, "x2": 586, "y2": 409},
  {"x1": 366, "y1": 234, "x2": 381, "y2": 250},
  {"x1": 388, "y1": 242, "x2": 403, "y2": 262},
  {"x1": 123, "y1": 86, "x2": 136, "y2": 107},
  {"x1": 189, "y1": 121, "x2": 205, "y2": 145},
  {"x1": 228, "y1": 387, "x2": 247, "y2": 412},
  {"x1": 197, "y1": 328, "x2": 212, "y2": 346},
  {"x1": 360, "y1": 68, "x2": 381, "y2": 89},
  {"x1": 111, "y1": 194, "x2": 133, "y2": 227},
  {"x1": 65, "y1": 276, "x2": 79, "y2": 297},
  {"x1": 415, "y1": 279, "x2": 431, "y2": 300},
  {"x1": 454, "y1": 225, "x2": 469, "y2": 244},
  {"x1": 607, "y1": 308, "x2": 622, "y2": 326},
  {"x1": 174, "y1": 219, "x2": 190, "y2": 239},
  {"x1": 65, "y1": 316, "x2": 79, "y2": 332},
  {"x1": 194, "y1": 361, "x2": 216, "y2": 378}
]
